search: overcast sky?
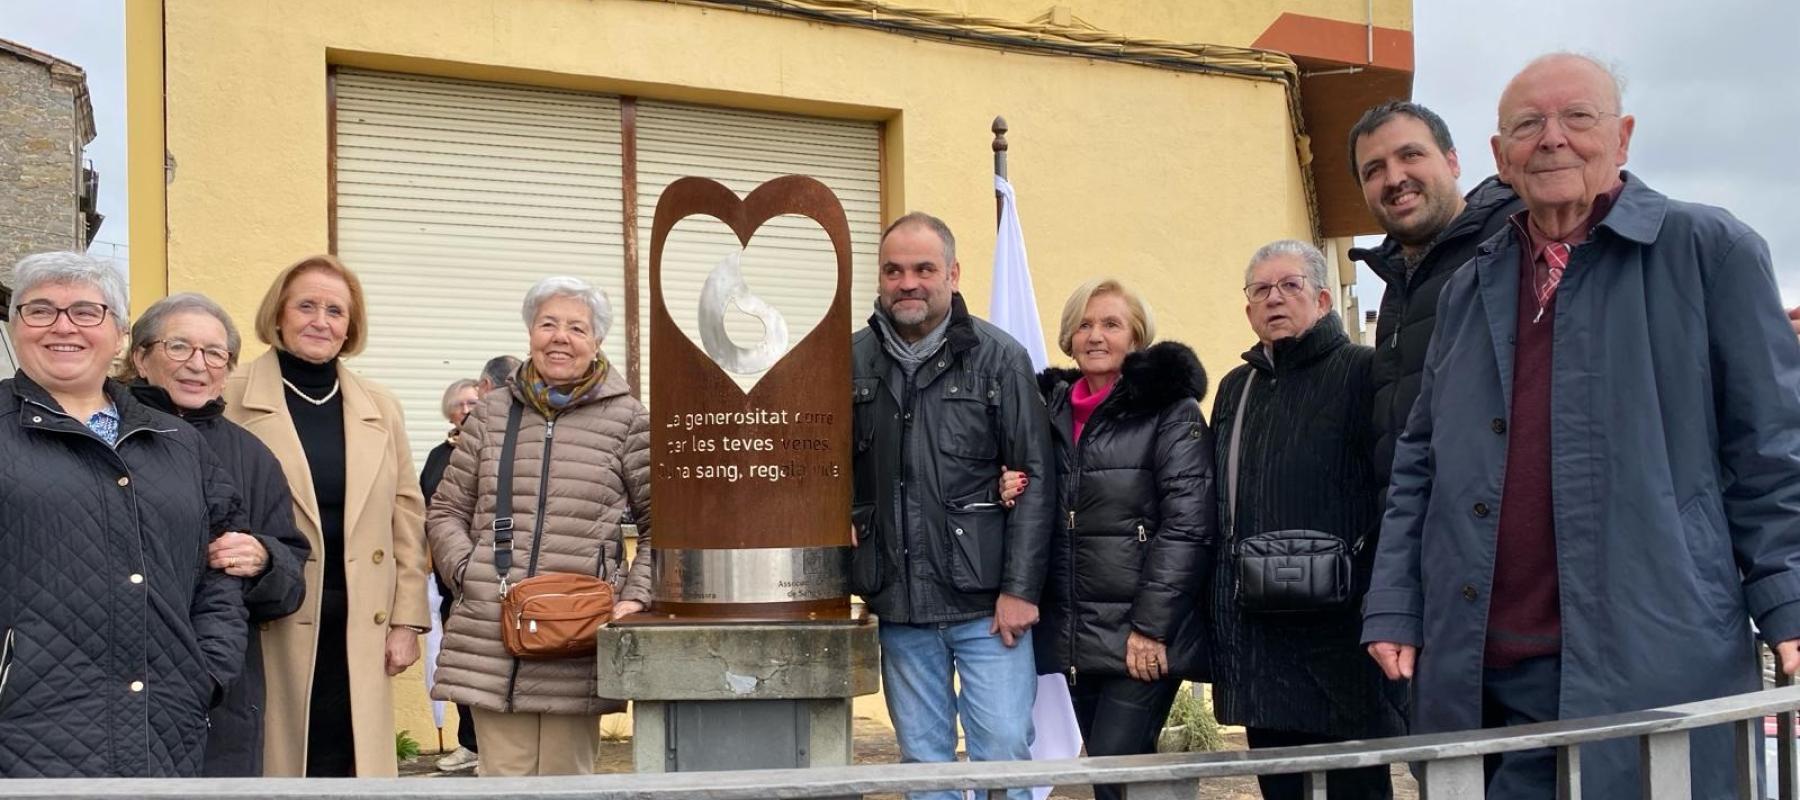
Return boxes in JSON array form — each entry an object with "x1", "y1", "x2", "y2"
[
  {"x1": 1351, "y1": 0, "x2": 1800, "y2": 310},
  {"x1": 4, "y1": 0, "x2": 1794, "y2": 304}
]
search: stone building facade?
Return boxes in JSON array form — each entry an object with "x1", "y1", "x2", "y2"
[{"x1": 0, "y1": 38, "x2": 99, "y2": 287}]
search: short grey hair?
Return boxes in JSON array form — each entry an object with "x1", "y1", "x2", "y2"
[
  {"x1": 120, "y1": 292, "x2": 243, "y2": 381},
  {"x1": 882, "y1": 212, "x2": 957, "y2": 266},
  {"x1": 440, "y1": 378, "x2": 480, "y2": 421},
  {"x1": 10, "y1": 251, "x2": 130, "y2": 332},
  {"x1": 1245, "y1": 239, "x2": 1333, "y2": 296},
  {"x1": 479, "y1": 355, "x2": 521, "y2": 389},
  {"x1": 521, "y1": 276, "x2": 612, "y2": 338}
]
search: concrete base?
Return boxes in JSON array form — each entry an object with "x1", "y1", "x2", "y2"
[{"x1": 596, "y1": 611, "x2": 879, "y2": 774}]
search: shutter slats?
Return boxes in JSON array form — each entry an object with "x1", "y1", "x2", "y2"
[
  {"x1": 335, "y1": 70, "x2": 627, "y2": 464},
  {"x1": 334, "y1": 72, "x2": 881, "y2": 466}
]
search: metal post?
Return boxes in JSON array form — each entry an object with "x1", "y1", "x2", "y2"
[
  {"x1": 1557, "y1": 745, "x2": 1582, "y2": 800},
  {"x1": 1420, "y1": 756, "x2": 1485, "y2": 799},
  {"x1": 1640, "y1": 732, "x2": 1692, "y2": 799},
  {"x1": 993, "y1": 115, "x2": 1008, "y2": 227},
  {"x1": 1303, "y1": 770, "x2": 1330, "y2": 799},
  {"x1": 1735, "y1": 718, "x2": 1760, "y2": 800},
  {"x1": 1782, "y1": 663, "x2": 1797, "y2": 800}
]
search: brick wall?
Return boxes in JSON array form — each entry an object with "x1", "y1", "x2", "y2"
[{"x1": 0, "y1": 53, "x2": 82, "y2": 288}]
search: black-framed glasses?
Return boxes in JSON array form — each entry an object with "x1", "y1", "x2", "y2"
[
  {"x1": 1501, "y1": 106, "x2": 1619, "y2": 141},
  {"x1": 1244, "y1": 276, "x2": 1312, "y2": 303},
  {"x1": 149, "y1": 339, "x2": 232, "y2": 370},
  {"x1": 13, "y1": 301, "x2": 112, "y2": 328}
]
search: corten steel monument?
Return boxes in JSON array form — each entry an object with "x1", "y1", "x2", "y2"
[
  {"x1": 598, "y1": 175, "x2": 877, "y2": 775},
  {"x1": 646, "y1": 175, "x2": 854, "y2": 619}
]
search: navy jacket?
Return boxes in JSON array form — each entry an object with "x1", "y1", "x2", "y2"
[
  {"x1": 0, "y1": 375, "x2": 248, "y2": 777},
  {"x1": 1365, "y1": 173, "x2": 1800, "y2": 798}
]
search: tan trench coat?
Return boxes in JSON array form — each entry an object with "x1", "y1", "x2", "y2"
[{"x1": 222, "y1": 350, "x2": 431, "y2": 777}]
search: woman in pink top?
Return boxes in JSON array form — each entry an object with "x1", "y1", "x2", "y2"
[{"x1": 1006, "y1": 277, "x2": 1215, "y2": 800}]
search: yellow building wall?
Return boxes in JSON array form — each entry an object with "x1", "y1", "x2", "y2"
[{"x1": 129, "y1": 0, "x2": 1410, "y2": 752}]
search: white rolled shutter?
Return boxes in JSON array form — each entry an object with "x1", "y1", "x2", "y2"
[
  {"x1": 334, "y1": 70, "x2": 627, "y2": 465},
  {"x1": 633, "y1": 101, "x2": 881, "y2": 394}
]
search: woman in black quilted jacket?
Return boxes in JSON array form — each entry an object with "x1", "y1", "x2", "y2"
[
  {"x1": 1006, "y1": 277, "x2": 1214, "y2": 800},
  {"x1": 0, "y1": 252, "x2": 247, "y2": 777},
  {"x1": 120, "y1": 292, "x2": 311, "y2": 777}
]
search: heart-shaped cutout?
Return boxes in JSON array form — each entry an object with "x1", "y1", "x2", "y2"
[{"x1": 658, "y1": 213, "x2": 834, "y2": 392}]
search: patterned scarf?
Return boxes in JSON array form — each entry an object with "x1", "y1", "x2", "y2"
[{"x1": 520, "y1": 356, "x2": 607, "y2": 420}]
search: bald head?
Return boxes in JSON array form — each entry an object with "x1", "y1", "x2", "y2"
[
  {"x1": 1492, "y1": 52, "x2": 1635, "y2": 236},
  {"x1": 1499, "y1": 53, "x2": 1624, "y2": 126}
]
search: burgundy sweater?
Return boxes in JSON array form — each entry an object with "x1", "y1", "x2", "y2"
[{"x1": 1485, "y1": 185, "x2": 1623, "y2": 669}]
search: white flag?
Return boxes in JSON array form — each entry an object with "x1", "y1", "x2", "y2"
[
  {"x1": 992, "y1": 174, "x2": 1083, "y2": 800},
  {"x1": 991, "y1": 176, "x2": 1050, "y2": 371}
]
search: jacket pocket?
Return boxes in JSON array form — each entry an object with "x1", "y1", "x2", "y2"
[
  {"x1": 850, "y1": 503, "x2": 884, "y2": 596},
  {"x1": 1677, "y1": 496, "x2": 1744, "y2": 629},
  {"x1": 945, "y1": 504, "x2": 1005, "y2": 592}
]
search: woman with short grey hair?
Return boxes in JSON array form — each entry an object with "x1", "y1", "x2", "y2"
[
  {"x1": 120, "y1": 291, "x2": 311, "y2": 776},
  {"x1": 428, "y1": 275, "x2": 653, "y2": 775},
  {"x1": 1, "y1": 252, "x2": 247, "y2": 777}
]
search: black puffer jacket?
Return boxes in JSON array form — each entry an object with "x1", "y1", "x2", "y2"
[
  {"x1": 1352, "y1": 176, "x2": 1521, "y2": 482},
  {"x1": 1034, "y1": 342, "x2": 1215, "y2": 682},
  {"x1": 850, "y1": 294, "x2": 1056, "y2": 624},
  {"x1": 0, "y1": 375, "x2": 248, "y2": 777},
  {"x1": 1206, "y1": 314, "x2": 1404, "y2": 741},
  {"x1": 130, "y1": 383, "x2": 309, "y2": 777}
]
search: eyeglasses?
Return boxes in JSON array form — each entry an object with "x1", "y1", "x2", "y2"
[
  {"x1": 1244, "y1": 276, "x2": 1312, "y2": 303},
  {"x1": 150, "y1": 339, "x2": 232, "y2": 370},
  {"x1": 13, "y1": 301, "x2": 112, "y2": 328},
  {"x1": 1501, "y1": 106, "x2": 1619, "y2": 141}
]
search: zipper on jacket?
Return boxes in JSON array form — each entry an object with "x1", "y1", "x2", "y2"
[
  {"x1": 1137, "y1": 524, "x2": 1147, "y2": 543},
  {"x1": 1067, "y1": 511, "x2": 1076, "y2": 530},
  {"x1": 1067, "y1": 665, "x2": 1077, "y2": 686},
  {"x1": 504, "y1": 417, "x2": 559, "y2": 710},
  {"x1": 0, "y1": 628, "x2": 14, "y2": 708}
]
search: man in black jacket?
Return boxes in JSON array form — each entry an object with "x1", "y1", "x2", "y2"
[
  {"x1": 1347, "y1": 101, "x2": 1523, "y2": 482},
  {"x1": 850, "y1": 212, "x2": 1054, "y2": 800}
]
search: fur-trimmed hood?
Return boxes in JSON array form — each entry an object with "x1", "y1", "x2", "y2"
[{"x1": 1038, "y1": 340, "x2": 1209, "y2": 416}]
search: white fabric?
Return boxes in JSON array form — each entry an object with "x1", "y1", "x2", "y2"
[
  {"x1": 991, "y1": 176, "x2": 1051, "y2": 372},
  {"x1": 425, "y1": 579, "x2": 447, "y2": 730},
  {"x1": 991, "y1": 175, "x2": 1081, "y2": 799}
]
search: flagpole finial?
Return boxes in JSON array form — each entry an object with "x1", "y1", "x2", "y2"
[{"x1": 992, "y1": 116, "x2": 1009, "y2": 156}]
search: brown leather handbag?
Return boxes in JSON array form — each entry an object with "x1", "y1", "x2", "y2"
[{"x1": 491, "y1": 401, "x2": 616, "y2": 661}]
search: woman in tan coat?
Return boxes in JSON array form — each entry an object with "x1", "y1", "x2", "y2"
[
  {"x1": 222, "y1": 255, "x2": 431, "y2": 777},
  {"x1": 427, "y1": 275, "x2": 654, "y2": 776}
]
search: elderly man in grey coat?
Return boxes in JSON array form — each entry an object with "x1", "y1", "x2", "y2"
[{"x1": 1362, "y1": 52, "x2": 1800, "y2": 799}]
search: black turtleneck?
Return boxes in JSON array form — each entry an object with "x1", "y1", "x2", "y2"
[{"x1": 276, "y1": 349, "x2": 347, "y2": 600}]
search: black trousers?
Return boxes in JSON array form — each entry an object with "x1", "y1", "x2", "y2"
[
  {"x1": 1069, "y1": 675, "x2": 1182, "y2": 800},
  {"x1": 437, "y1": 577, "x2": 479, "y2": 753},
  {"x1": 1244, "y1": 728, "x2": 1392, "y2": 800},
  {"x1": 306, "y1": 591, "x2": 356, "y2": 777},
  {"x1": 1481, "y1": 655, "x2": 1561, "y2": 799}
]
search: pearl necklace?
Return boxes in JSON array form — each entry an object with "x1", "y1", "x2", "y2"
[{"x1": 281, "y1": 377, "x2": 342, "y2": 406}]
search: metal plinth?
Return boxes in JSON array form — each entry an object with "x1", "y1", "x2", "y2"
[{"x1": 654, "y1": 545, "x2": 849, "y2": 606}]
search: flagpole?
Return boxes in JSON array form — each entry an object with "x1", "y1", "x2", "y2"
[{"x1": 992, "y1": 116, "x2": 1008, "y2": 227}]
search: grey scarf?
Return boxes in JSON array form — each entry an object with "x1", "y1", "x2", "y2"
[{"x1": 872, "y1": 300, "x2": 952, "y2": 378}]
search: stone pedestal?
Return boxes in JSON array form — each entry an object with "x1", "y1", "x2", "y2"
[{"x1": 596, "y1": 609, "x2": 879, "y2": 773}]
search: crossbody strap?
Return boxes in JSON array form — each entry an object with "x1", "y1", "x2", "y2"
[
  {"x1": 492, "y1": 400, "x2": 525, "y2": 597},
  {"x1": 1225, "y1": 371, "x2": 1256, "y2": 537}
]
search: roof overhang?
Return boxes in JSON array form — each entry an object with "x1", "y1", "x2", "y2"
[{"x1": 1254, "y1": 13, "x2": 1414, "y2": 238}]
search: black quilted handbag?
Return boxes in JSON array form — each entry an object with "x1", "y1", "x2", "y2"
[{"x1": 1233, "y1": 530, "x2": 1352, "y2": 613}]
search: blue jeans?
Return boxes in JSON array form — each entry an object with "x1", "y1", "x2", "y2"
[{"x1": 879, "y1": 618, "x2": 1038, "y2": 800}]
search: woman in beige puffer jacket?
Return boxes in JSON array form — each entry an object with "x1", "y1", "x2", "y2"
[{"x1": 426, "y1": 276, "x2": 653, "y2": 776}]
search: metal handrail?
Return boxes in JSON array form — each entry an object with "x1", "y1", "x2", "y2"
[{"x1": 4, "y1": 682, "x2": 1795, "y2": 799}]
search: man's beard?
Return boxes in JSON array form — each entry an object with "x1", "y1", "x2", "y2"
[{"x1": 884, "y1": 296, "x2": 932, "y2": 327}]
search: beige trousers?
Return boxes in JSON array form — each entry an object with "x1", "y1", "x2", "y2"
[{"x1": 470, "y1": 707, "x2": 601, "y2": 776}]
